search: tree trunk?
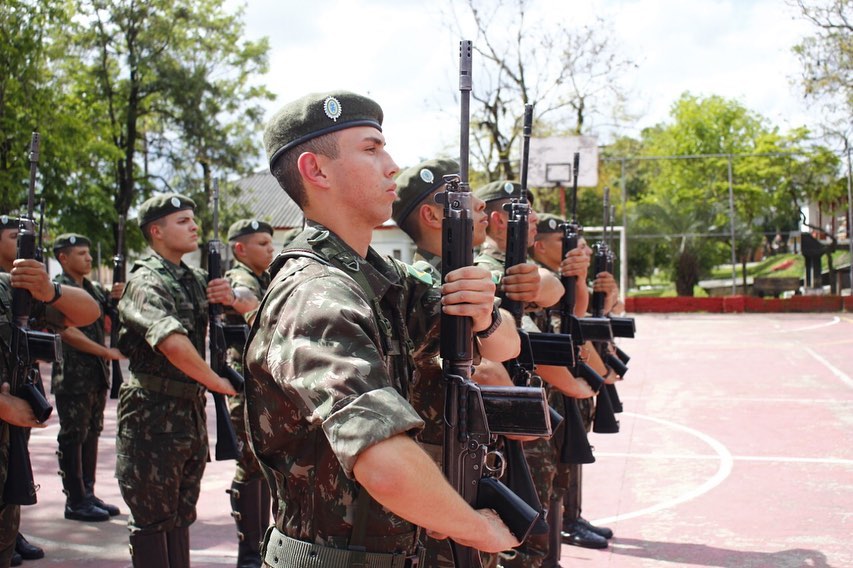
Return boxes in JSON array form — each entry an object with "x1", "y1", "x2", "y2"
[{"x1": 675, "y1": 249, "x2": 699, "y2": 296}]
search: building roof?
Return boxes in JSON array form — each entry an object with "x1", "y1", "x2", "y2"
[{"x1": 232, "y1": 170, "x2": 303, "y2": 229}]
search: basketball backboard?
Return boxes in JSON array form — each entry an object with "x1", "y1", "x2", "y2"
[{"x1": 528, "y1": 135, "x2": 599, "y2": 187}]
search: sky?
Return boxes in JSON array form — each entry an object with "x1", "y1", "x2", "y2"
[{"x1": 228, "y1": 0, "x2": 824, "y2": 171}]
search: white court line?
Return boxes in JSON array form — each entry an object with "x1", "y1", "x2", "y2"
[
  {"x1": 595, "y1": 451, "x2": 853, "y2": 466},
  {"x1": 776, "y1": 316, "x2": 840, "y2": 333},
  {"x1": 805, "y1": 346, "x2": 853, "y2": 389},
  {"x1": 591, "y1": 412, "x2": 733, "y2": 526}
]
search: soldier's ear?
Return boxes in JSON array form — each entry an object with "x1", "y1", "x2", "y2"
[
  {"x1": 419, "y1": 203, "x2": 442, "y2": 230},
  {"x1": 297, "y1": 152, "x2": 330, "y2": 190}
]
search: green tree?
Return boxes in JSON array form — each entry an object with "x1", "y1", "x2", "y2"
[
  {"x1": 69, "y1": 0, "x2": 272, "y2": 252},
  {"x1": 793, "y1": 0, "x2": 852, "y2": 121},
  {"x1": 614, "y1": 94, "x2": 838, "y2": 295}
]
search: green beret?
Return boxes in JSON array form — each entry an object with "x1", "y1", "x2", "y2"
[
  {"x1": 392, "y1": 158, "x2": 459, "y2": 226},
  {"x1": 227, "y1": 218, "x2": 273, "y2": 241},
  {"x1": 264, "y1": 91, "x2": 383, "y2": 168},
  {"x1": 535, "y1": 213, "x2": 565, "y2": 235},
  {"x1": 138, "y1": 194, "x2": 196, "y2": 227},
  {"x1": 0, "y1": 214, "x2": 19, "y2": 231},
  {"x1": 53, "y1": 233, "x2": 91, "y2": 252},
  {"x1": 473, "y1": 180, "x2": 535, "y2": 205}
]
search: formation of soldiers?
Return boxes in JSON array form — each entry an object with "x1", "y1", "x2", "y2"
[{"x1": 0, "y1": 88, "x2": 633, "y2": 568}]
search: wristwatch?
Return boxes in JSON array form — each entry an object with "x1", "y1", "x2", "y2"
[
  {"x1": 45, "y1": 282, "x2": 62, "y2": 305},
  {"x1": 475, "y1": 305, "x2": 502, "y2": 340}
]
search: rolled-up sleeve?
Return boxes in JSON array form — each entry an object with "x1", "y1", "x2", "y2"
[
  {"x1": 324, "y1": 386, "x2": 424, "y2": 476},
  {"x1": 119, "y1": 272, "x2": 187, "y2": 349}
]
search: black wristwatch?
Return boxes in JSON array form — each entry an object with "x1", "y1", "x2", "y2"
[
  {"x1": 45, "y1": 282, "x2": 62, "y2": 305},
  {"x1": 475, "y1": 305, "x2": 502, "y2": 340}
]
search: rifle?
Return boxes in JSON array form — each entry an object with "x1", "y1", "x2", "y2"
[
  {"x1": 553, "y1": 157, "x2": 619, "y2": 435},
  {"x1": 586, "y1": 188, "x2": 621, "y2": 431},
  {"x1": 3, "y1": 132, "x2": 61, "y2": 505},
  {"x1": 108, "y1": 214, "x2": 126, "y2": 399},
  {"x1": 207, "y1": 178, "x2": 244, "y2": 461},
  {"x1": 438, "y1": 41, "x2": 547, "y2": 568},
  {"x1": 496, "y1": 104, "x2": 561, "y2": 538}
]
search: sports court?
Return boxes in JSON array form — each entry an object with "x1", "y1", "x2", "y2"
[{"x1": 18, "y1": 312, "x2": 853, "y2": 567}]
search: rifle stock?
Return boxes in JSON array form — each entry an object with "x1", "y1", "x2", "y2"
[{"x1": 208, "y1": 178, "x2": 243, "y2": 461}]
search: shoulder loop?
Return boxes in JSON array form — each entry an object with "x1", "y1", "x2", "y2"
[{"x1": 405, "y1": 262, "x2": 433, "y2": 286}]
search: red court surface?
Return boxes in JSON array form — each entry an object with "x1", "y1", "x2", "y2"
[{"x1": 15, "y1": 313, "x2": 853, "y2": 567}]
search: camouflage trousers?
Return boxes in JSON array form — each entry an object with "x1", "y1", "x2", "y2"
[
  {"x1": 115, "y1": 383, "x2": 208, "y2": 535},
  {"x1": 227, "y1": 392, "x2": 264, "y2": 483},
  {"x1": 0, "y1": 433, "x2": 21, "y2": 568},
  {"x1": 54, "y1": 389, "x2": 107, "y2": 446}
]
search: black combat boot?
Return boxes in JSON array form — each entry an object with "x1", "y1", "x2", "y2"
[
  {"x1": 14, "y1": 533, "x2": 44, "y2": 560},
  {"x1": 81, "y1": 434, "x2": 120, "y2": 516},
  {"x1": 57, "y1": 443, "x2": 110, "y2": 522},
  {"x1": 166, "y1": 526, "x2": 190, "y2": 568},
  {"x1": 129, "y1": 532, "x2": 169, "y2": 568},
  {"x1": 228, "y1": 480, "x2": 264, "y2": 568}
]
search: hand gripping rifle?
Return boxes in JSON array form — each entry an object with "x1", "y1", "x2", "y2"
[
  {"x1": 3, "y1": 132, "x2": 61, "y2": 505},
  {"x1": 437, "y1": 41, "x2": 547, "y2": 568},
  {"x1": 207, "y1": 178, "x2": 244, "y2": 461},
  {"x1": 108, "y1": 214, "x2": 126, "y2": 399}
]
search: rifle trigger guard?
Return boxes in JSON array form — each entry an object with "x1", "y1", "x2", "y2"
[{"x1": 485, "y1": 449, "x2": 506, "y2": 478}]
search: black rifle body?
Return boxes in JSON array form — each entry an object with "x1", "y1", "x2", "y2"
[{"x1": 109, "y1": 215, "x2": 126, "y2": 399}]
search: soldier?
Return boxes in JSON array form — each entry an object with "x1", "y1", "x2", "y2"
[
  {"x1": 50, "y1": 233, "x2": 124, "y2": 523},
  {"x1": 529, "y1": 215, "x2": 613, "y2": 551},
  {"x1": 115, "y1": 194, "x2": 243, "y2": 567},
  {"x1": 223, "y1": 218, "x2": 275, "y2": 568},
  {"x1": 472, "y1": 183, "x2": 596, "y2": 567},
  {"x1": 0, "y1": 216, "x2": 17, "y2": 273},
  {"x1": 1, "y1": 255, "x2": 102, "y2": 568},
  {"x1": 392, "y1": 158, "x2": 524, "y2": 568},
  {"x1": 245, "y1": 90, "x2": 520, "y2": 568},
  {"x1": 1, "y1": 215, "x2": 47, "y2": 566}
]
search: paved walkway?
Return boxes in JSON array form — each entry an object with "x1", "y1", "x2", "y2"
[{"x1": 14, "y1": 313, "x2": 853, "y2": 567}]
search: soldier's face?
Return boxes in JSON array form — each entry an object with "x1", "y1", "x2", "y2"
[
  {"x1": 473, "y1": 195, "x2": 488, "y2": 246},
  {"x1": 535, "y1": 232, "x2": 564, "y2": 269},
  {"x1": 323, "y1": 127, "x2": 399, "y2": 226},
  {"x1": 155, "y1": 210, "x2": 199, "y2": 254},
  {"x1": 527, "y1": 208, "x2": 539, "y2": 243},
  {"x1": 62, "y1": 245, "x2": 92, "y2": 278},
  {"x1": 0, "y1": 228, "x2": 17, "y2": 263},
  {"x1": 238, "y1": 232, "x2": 274, "y2": 273}
]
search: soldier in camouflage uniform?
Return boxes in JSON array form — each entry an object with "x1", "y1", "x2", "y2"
[
  {"x1": 245, "y1": 90, "x2": 521, "y2": 568},
  {"x1": 2, "y1": 215, "x2": 48, "y2": 565},
  {"x1": 223, "y1": 218, "x2": 275, "y2": 568},
  {"x1": 392, "y1": 159, "x2": 526, "y2": 568},
  {"x1": 528, "y1": 215, "x2": 612, "y2": 552},
  {"x1": 473, "y1": 182, "x2": 597, "y2": 568},
  {"x1": 115, "y1": 194, "x2": 242, "y2": 567},
  {"x1": 1, "y1": 253, "x2": 101, "y2": 568},
  {"x1": 50, "y1": 233, "x2": 124, "y2": 523}
]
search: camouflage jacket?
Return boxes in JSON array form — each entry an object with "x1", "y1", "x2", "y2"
[
  {"x1": 244, "y1": 223, "x2": 438, "y2": 554},
  {"x1": 117, "y1": 254, "x2": 208, "y2": 384},
  {"x1": 51, "y1": 273, "x2": 109, "y2": 394},
  {"x1": 224, "y1": 260, "x2": 270, "y2": 327}
]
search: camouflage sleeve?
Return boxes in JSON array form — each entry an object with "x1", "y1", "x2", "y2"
[
  {"x1": 226, "y1": 266, "x2": 263, "y2": 323},
  {"x1": 257, "y1": 264, "x2": 423, "y2": 477},
  {"x1": 118, "y1": 268, "x2": 187, "y2": 349}
]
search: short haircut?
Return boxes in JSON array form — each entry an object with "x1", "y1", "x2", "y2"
[
  {"x1": 270, "y1": 132, "x2": 340, "y2": 209},
  {"x1": 141, "y1": 217, "x2": 168, "y2": 244}
]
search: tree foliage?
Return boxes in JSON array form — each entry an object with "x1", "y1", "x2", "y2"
[{"x1": 446, "y1": 0, "x2": 636, "y2": 181}]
